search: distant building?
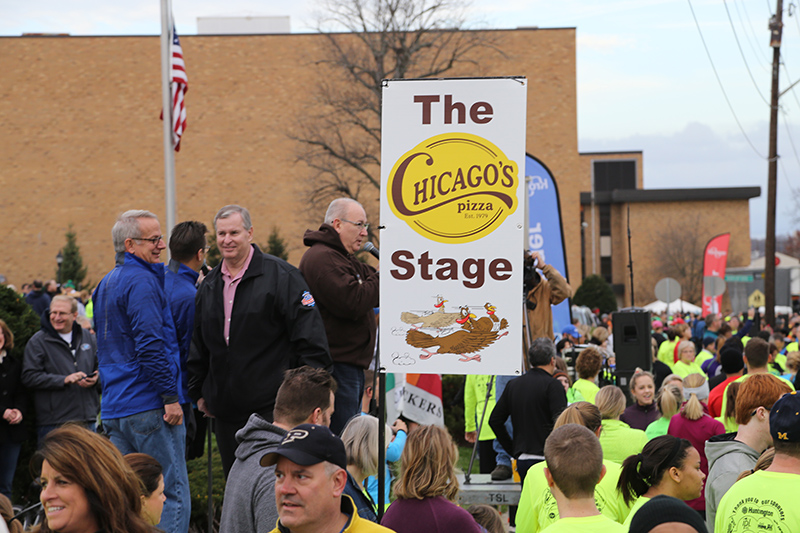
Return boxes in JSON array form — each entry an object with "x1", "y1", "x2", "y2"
[{"x1": 0, "y1": 27, "x2": 755, "y2": 308}]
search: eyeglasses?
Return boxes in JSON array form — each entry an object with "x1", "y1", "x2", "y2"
[
  {"x1": 340, "y1": 219, "x2": 370, "y2": 231},
  {"x1": 133, "y1": 236, "x2": 164, "y2": 245},
  {"x1": 751, "y1": 407, "x2": 770, "y2": 417}
]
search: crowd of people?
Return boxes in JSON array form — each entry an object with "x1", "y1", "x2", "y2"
[{"x1": 1, "y1": 201, "x2": 800, "y2": 533}]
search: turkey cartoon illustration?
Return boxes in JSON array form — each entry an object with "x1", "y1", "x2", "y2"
[{"x1": 404, "y1": 304, "x2": 508, "y2": 362}]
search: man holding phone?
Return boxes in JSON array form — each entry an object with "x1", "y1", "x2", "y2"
[{"x1": 21, "y1": 294, "x2": 99, "y2": 445}]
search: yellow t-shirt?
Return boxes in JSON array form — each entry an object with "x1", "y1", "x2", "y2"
[
  {"x1": 515, "y1": 460, "x2": 631, "y2": 533},
  {"x1": 599, "y1": 419, "x2": 647, "y2": 464},
  {"x1": 572, "y1": 379, "x2": 600, "y2": 405},
  {"x1": 715, "y1": 470, "x2": 800, "y2": 532},
  {"x1": 540, "y1": 514, "x2": 626, "y2": 533},
  {"x1": 657, "y1": 339, "x2": 677, "y2": 369},
  {"x1": 622, "y1": 496, "x2": 650, "y2": 528},
  {"x1": 672, "y1": 360, "x2": 704, "y2": 379}
]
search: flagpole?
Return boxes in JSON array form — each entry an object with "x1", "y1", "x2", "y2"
[{"x1": 160, "y1": 0, "x2": 177, "y2": 241}]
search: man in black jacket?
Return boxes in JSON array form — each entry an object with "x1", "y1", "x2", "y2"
[
  {"x1": 189, "y1": 205, "x2": 332, "y2": 476},
  {"x1": 299, "y1": 198, "x2": 379, "y2": 434},
  {"x1": 489, "y1": 337, "x2": 567, "y2": 484},
  {"x1": 22, "y1": 294, "x2": 99, "y2": 444}
]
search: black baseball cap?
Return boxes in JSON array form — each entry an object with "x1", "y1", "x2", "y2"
[{"x1": 260, "y1": 424, "x2": 347, "y2": 470}]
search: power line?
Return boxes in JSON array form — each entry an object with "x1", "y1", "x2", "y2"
[
  {"x1": 724, "y1": 0, "x2": 771, "y2": 105},
  {"x1": 686, "y1": 0, "x2": 767, "y2": 159},
  {"x1": 733, "y1": 0, "x2": 772, "y2": 68},
  {"x1": 780, "y1": 56, "x2": 800, "y2": 115}
]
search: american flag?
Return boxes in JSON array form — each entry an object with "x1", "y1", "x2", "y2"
[{"x1": 163, "y1": 25, "x2": 188, "y2": 151}]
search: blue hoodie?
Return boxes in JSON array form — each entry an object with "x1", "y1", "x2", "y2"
[{"x1": 94, "y1": 252, "x2": 187, "y2": 419}]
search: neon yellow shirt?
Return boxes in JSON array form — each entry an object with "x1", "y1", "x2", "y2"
[
  {"x1": 657, "y1": 339, "x2": 677, "y2": 369},
  {"x1": 695, "y1": 349, "x2": 715, "y2": 372},
  {"x1": 622, "y1": 496, "x2": 650, "y2": 528},
  {"x1": 672, "y1": 360, "x2": 704, "y2": 379},
  {"x1": 540, "y1": 514, "x2": 626, "y2": 533},
  {"x1": 572, "y1": 379, "x2": 600, "y2": 405},
  {"x1": 715, "y1": 470, "x2": 800, "y2": 532},
  {"x1": 599, "y1": 419, "x2": 647, "y2": 464},
  {"x1": 515, "y1": 460, "x2": 631, "y2": 533}
]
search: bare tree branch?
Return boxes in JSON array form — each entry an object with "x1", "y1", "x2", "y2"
[{"x1": 293, "y1": 0, "x2": 500, "y2": 218}]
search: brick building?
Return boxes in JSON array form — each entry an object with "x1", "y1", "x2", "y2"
[{"x1": 0, "y1": 27, "x2": 755, "y2": 308}]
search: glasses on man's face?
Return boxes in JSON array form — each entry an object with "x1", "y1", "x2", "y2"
[
  {"x1": 340, "y1": 219, "x2": 370, "y2": 231},
  {"x1": 134, "y1": 236, "x2": 164, "y2": 245},
  {"x1": 49, "y1": 311, "x2": 72, "y2": 318}
]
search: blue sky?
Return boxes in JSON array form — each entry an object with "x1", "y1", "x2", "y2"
[{"x1": 3, "y1": 0, "x2": 799, "y2": 238}]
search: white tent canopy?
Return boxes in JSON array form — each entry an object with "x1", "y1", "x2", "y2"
[{"x1": 642, "y1": 299, "x2": 703, "y2": 315}]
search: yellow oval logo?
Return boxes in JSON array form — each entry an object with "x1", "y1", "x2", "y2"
[{"x1": 387, "y1": 133, "x2": 519, "y2": 243}]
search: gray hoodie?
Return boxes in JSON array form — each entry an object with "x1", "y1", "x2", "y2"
[
  {"x1": 704, "y1": 433, "x2": 760, "y2": 532},
  {"x1": 219, "y1": 414, "x2": 287, "y2": 533}
]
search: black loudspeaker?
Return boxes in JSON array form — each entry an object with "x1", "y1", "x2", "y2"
[{"x1": 612, "y1": 309, "x2": 652, "y2": 400}]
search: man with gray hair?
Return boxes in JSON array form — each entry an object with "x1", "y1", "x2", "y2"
[
  {"x1": 299, "y1": 198, "x2": 379, "y2": 434},
  {"x1": 22, "y1": 294, "x2": 99, "y2": 444},
  {"x1": 93, "y1": 210, "x2": 190, "y2": 533},
  {"x1": 489, "y1": 337, "x2": 567, "y2": 484},
  {"x1": 189, "y1": 204, "x2": 331, "y2": 476}
]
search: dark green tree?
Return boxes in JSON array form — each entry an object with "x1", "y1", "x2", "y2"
[
  {"x1": 266, "y1": 227, "x2": 289, "y2": 261},
  {"x1": 57, "y1": 225, "x2": 89, "y2": 290},
  {"x1": 206, "y1": 234, "x2": 221, "y2": 269},
  {"x1": 572, "y1": 274, "x2": 618, "y2": 314}
]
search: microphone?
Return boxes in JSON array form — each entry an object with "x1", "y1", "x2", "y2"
[{"x1": 363, "y1": 242, "x2": 380, "y2": 259}]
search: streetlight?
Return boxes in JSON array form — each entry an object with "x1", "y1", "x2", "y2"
[{"x1": 56, "y1": 251, "x2": 63, "y2": 284}]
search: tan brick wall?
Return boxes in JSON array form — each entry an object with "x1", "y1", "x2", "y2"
[
  {"x1": 606, "y1": 199, "x2": 751, "y2": 309},
  {"x1": 0, "y1": 28, "x2": 588, "y2": 288}
]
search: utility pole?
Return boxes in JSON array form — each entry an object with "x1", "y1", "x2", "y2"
[{"x1": 765, "y1": 0, "x2": 783, "y2": 328}]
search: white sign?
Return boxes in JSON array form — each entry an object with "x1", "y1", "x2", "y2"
[{"x1": 380, "y1": 77, "x2": 527, "y2": 375}]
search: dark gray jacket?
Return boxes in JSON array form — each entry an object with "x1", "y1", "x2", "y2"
[
  {"x1": 219, "y1": 414, "x2": 286, "y2": 533},
  {"x1": 21, "y1": 315, "x2": 99, "y2": 426},
  {"x1": 705, "y1": 433, "x2": 761, "y2": 532}
]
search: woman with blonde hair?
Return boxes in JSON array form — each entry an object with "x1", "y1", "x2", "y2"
[
  {"x1": 645, "y1": 383, "x2": 683, "y2": 440},
  {"x1": 515, "y1": 402, "x2": 632, "y2": 532},
  {"x1": 672, "y1": 340, "x2": 703, "y2": 378},
  {"x1": 381, "y1": 425, "x2": 480, "y2": 533},
  {"x1": 34, "y1": 424, "x2": 152, "y2": 533},
  {"x1": 341, "y1": 415, "x2": 387, "y2": 521},
  {"x1": 596, "y1": 385, "x2": 647, "y2": 464},
  {"x1": 667, "y1": 373, "x2": 723, "y2": 516}
]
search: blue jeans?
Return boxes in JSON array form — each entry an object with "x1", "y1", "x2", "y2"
[
  {"x1": 492, "y1": 374, "x2": 514, "y2": 467},
  {"x1": 0, "y1": 441, "x2": 21, "y2": 499},
  {"x1": 104, "y1": 408, "x2": 190, "y2": 533},
  {"x1": 330, "y1": 363, "x2": 365, "y2": 435}
]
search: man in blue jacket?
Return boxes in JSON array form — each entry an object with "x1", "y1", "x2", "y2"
[
  {"x1": 164, "y1": 220, "x2": 207, "y2": 456},
  {"x1": 93, "y1": 209, "x2": 190, "y2": 533}
]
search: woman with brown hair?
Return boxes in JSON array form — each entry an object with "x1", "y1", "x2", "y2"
[
  {"x1": 617, "y1": 435, "x2": 705, "y2": 527},
  {"x1": 571, "y1": 347, "x2": 603, "y2": 404},
  {"x1": 124, "y1": 454, "x2": 165, "y2": 527},
  {"x1": 34, "y1": 425, "x2": 152, "y2": 533},
  {"x1": 381, "y1": 425, "x2": 480, "y2": 533},
  {"x1": 0, "y1": 319, "x2": 25, "y2": 500}
]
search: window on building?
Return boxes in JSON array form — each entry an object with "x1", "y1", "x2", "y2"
[
  {"x1": 599, "y1": 204, "x2": 611, "y2": 237},
  {"x1": 601, "y1": 257, "x2": 612, "y2": 284},
  {"x1": 593, "y1": 160, "x2": 636, "y2": 192}
]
